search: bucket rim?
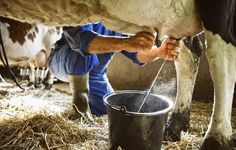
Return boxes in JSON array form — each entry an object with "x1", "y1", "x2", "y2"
[{"x1": 103, "y1": 90, "x2": 174, "y2": 116}]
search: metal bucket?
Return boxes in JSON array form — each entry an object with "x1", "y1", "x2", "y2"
[{"x1": 104, "y1": 90, "x2": 173, "y2": 150}]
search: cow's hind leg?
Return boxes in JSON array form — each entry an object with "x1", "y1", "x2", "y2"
[
  {"x1": 200, "y1": 31, "x2": 236, "y2": 150},
  {"x1": 164, "y1": 34, "x2": 204, "y2": 141},
  {"x1": 68, "y1": 74, "x2": 94, "y2": 123}
]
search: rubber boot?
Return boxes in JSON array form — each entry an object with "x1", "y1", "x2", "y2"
[{"x1": 68, "y1": 74, "x2": 94, "y2": 123}]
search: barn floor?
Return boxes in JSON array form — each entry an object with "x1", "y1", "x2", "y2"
[{"x1": 0, "y1": 80, "x2": 236, "y2": 150}]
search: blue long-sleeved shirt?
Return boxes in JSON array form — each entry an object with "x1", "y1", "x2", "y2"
[{"x1": 49, "y1": 22, "x2": 143, "y2": 115}]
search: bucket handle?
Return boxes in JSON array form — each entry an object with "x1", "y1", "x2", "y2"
[{"x1": 120, "y1": 105, "x2": 127, "y2": 113}]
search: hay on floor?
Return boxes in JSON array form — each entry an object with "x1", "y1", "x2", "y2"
[
  {"x1": 0, "y1": 114, "x2": 108, "y2": 150},
  {"x1": 1, "y1": 82, "x2": 236, "y2": 150}
]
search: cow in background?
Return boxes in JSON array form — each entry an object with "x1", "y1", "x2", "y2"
[{"x1": 0, "y1": 17, "x2": 62, "y2": 89}]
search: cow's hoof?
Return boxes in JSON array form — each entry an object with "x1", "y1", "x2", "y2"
[
  {"x1": 44, "y1": 84, "x2": 52, "y2": 90},
  {"x1": 200, "y1": 137, "x2": 234, "y2": 150},
  {"x1": 164, "y1": 122, "x2": 181, "y2": 141},
  {"x1": 164, "y1": 110, "x2": 190, "y2": 142},
  {"x1": 27, "y1": 82, "x2": 35, "y2": 89},
  {"x1": 35, "y1": 83, "x2": 43, "y2": 88}
]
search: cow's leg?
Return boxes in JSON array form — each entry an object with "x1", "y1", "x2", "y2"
[
  {"x1": 18, "y1": 58, "x2": 38, "y2": 88},
  {"x1": 37, "y1": 68, "x2": 44, "y2": 85},
  {"x1": 164, "y1": 34, "x2": 204, "y2": 141},
  {"x1": 27, "y1": 63, "x2": 35, "y2": 88},
  {"x1": 200, "y1": 31, "x2": 236, "y2": 150},
  {"x1": 43, "y1": 50, "x2": 54, "y2": 90},
  {"x1": 43, "y1": 69, "x2": 54, "y2": 90},
  {"x1": 34, "y1": 67, "x2": 42, "y2": 88},
  {"x1": 68, "y1": 74, "x2": 94, "y2": 123}
]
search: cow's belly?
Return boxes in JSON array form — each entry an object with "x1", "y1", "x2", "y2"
[
  {"x1": 0, "y1": 0, "x2": 202, "y2": 37},
  {"x1": 3, "y1": 42, "x2": 45, "y2": 61},
  {"x1": 0, "y1": 40, "x2": 46, "y2": 67},
  {"x1": 100, "y1": 0, "x2": 203, "y2": 38},
  {"x1": 0, "y1": 25, "x2": 45, "y2": 62},
  {"x1": 0, "y1": 59, "x2": 24, "y2": 66}
]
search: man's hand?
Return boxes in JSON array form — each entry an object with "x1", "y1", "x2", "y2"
[
  {"x1": 136, "y1": 37, "x2": 180, "y2": 63},
  {"x1": 157, "y1": 37, "x2": 180, "y2": 61},
  {"x1": 124, "y1": 31, "x2": 155, "y2": 52}
]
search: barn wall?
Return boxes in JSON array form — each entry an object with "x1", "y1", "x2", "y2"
[
  {"x1": 107, "y1": 52, "x2": 214, "y2": 100},
  {"x1": 107, "y1": 53, "x2": 175, "y2": 90}
]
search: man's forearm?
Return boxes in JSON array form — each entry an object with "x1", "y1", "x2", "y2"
[
  {"x1": 87, "y1": 31, "x2": 155, "y2": 54},
  {"x1": 87, "y1": 36, "x2": 129, "y2": 54},
  {"x1": 87, "y1": 35, "x2": 160, "y2": 63}
]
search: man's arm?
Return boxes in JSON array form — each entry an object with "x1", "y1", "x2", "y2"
[
  {"x1": 136, "y1": 38, "x2": 180, "y2": 63},
  {"x1": 87, "y1": 32, "x2": 155, "y2": 54}
]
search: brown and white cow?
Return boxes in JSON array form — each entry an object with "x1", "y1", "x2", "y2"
[
  {"x1": 0, "y1": 0, "x2": 235, "y2": 149},
  {"x1": 0, "y1": 17, "x2": 62, "y2": 88}
]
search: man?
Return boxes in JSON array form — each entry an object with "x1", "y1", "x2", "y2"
[{"x1": 49, "y1": 22, "x2": 180, "y2": 122}]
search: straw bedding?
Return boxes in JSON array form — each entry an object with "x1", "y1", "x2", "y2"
[
  {"x1": 0, "y1": 114, "x2": 108, "y2": 150},
  {"x1": 0, "y1": 82, "x2": 235, "y2": 150}
]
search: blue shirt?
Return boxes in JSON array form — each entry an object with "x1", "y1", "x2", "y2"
[{"x1": 49, "y1": 22, "x2": 143, "y2": 116}]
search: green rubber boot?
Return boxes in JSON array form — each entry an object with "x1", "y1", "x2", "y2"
[{"x1": 68, "y1": 74, "x2": 94, "y2": 123}]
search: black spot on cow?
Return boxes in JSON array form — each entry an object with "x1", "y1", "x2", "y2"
[
  {"x1": 183, "y1": 32, "x2": 205, "y2": 57},
  {"x1": 33, "y1": 31, "x2": 36, "y2": 38},
  {"x1": 0, "y1": 17, "x2": 33, "y2": 45},
  {"x1": 196, "y1": 0, "x2": 236, "y2": 46},
  {"x1": 35, "y1": 26, "x2": 39, "y2": 33},
  {"x1": 27, "y1": 33, "x2": 34, "y2": 42}
]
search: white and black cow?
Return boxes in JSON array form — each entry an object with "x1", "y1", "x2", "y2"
[
  {"x1": 199, "y1": 1, "x2": 235, "y2": 149},
  {"x1": 0, "y1": 0, "x2": 235, "y2": 149},
  {"x1": 166, "y1": 1, "x2": 236, "y2": 150},
  {"x1": 0, "y1": 17, "x2": 62, "y2": 89}
]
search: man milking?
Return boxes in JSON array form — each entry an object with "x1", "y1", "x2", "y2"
[{"x1": 48, "y1": 22, "x2": 180, "y2": 122}]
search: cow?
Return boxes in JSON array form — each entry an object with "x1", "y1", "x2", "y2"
[
  {"x1": 0, "y1": 17, "x2": 62, "y2": 89},
  {"x1": 0, "y1": 0, "x2": 235, "y2": 149}
]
